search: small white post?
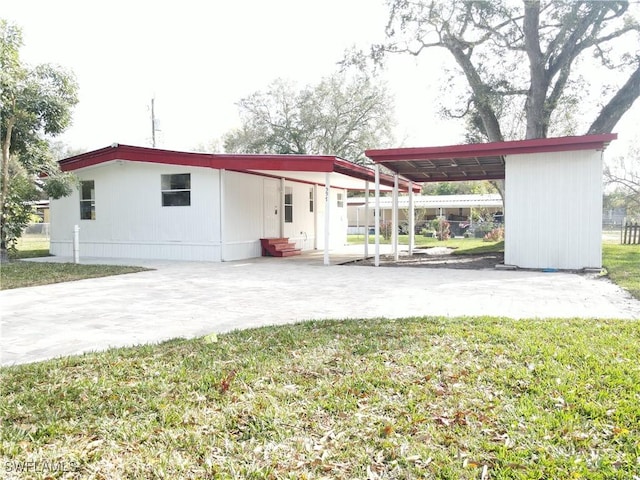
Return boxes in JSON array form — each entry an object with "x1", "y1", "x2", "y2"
[{"x1": 73, "y1": 225, "x2": 80, "y2": 264}]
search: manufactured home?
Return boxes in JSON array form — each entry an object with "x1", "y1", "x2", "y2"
[
  {"x1": 51, "y1": 144, "x2": 415, "y2": 262},
  {"x1": 51, "y1": 134, "x2": 615, "y2": 270}
]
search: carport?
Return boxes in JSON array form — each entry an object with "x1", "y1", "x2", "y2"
[{"x1": 365, "y1": 134, "x2": 617, "y2": 270}]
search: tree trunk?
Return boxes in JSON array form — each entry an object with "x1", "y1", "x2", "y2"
[
  {"x1": 1, "y1": 117, "x2": 15, "y2": 263},
  {"x1": 445, "y1": 40, "x2": 503, "y2": 142},
  {"x1": 523, "y1": 0, "x2": 549, "y2": 140},
  {"x1": 588, "y1": 63, "x2": 640, "y2": 135}
]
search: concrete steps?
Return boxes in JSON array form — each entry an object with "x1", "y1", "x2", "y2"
[{"x1": 260, "y1": 238, "x2": 302, "y2": 257}]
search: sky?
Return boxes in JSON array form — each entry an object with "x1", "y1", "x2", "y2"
[{"x1": 4, "y1": 0, "x2": 639, "y2": 159}]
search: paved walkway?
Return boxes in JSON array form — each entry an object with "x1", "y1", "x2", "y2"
[{"x1": 2, "y1": 251, "x2": 639, "y2": 366}]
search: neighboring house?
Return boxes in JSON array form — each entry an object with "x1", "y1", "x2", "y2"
[
  {"x1": 602, "y1": 207, "x2": 626, "y2": 227},
  {"x1": 347, "y1": 194, "x2": 504, "y2": 234},
  {"x1": 51, "y1": 144, "x2": 413, "y2": 262}
]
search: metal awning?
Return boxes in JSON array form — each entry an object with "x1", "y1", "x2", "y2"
[{"x1": 365, "y1": 134, "x2": 617, "y2": 183}]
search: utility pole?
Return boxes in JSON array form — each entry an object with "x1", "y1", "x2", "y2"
[{"x1": 151, "y1": 97, "x2": 157, "y2": 148}]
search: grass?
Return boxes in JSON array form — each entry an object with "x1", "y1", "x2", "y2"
[
  {"x1": 2, "y1": 235, "x2": 149, "y2": 290},
  {"x1": 602, "y1": 243, "x2": 640, "y2": 300},
  {"x1": 1, "y1": 317, "x2": 639, "y2": 479},
  {"x1": 9, "y1": 235, "x2": 51, "y2": 260},
  {"x1": 0, "y1": 262, "x2": 150, "y2": 290},
  {"x1": 347, "y1": 234, "x2": 505, "y2": 255}
]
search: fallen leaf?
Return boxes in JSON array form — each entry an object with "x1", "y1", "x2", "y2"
[{"x1": 203, "y1": 333, "x2": 218, "y2": 344}]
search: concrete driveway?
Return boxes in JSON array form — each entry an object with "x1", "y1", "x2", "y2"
[{"x1": 1, "y1": 254, "x2": 639, "y2": 366}]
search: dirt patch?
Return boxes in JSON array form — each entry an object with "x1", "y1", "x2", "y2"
[{"x1": 348, "y1": 247, "x2": 504, "y2": 270}]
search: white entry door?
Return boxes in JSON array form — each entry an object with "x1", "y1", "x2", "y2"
[{"x1": 263, "y1": 178, "x2": 280, "y2": 238}]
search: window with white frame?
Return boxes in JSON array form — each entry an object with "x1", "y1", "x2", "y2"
[
  {"x1": 161, "y1": 173, "x2": 191, "y2": 206},
  {"x1": 309, "y1": 187, "x2": 314, "y2": 212},
  {"x1": 337, "y1": 192, "x2": 344, "y2": 208},
  {"x1": 80, "y1": 180, "x2": 95, "y2": 220},
  {"x1": 284, "y1": 186, "x2": 293, "y2": 223}
]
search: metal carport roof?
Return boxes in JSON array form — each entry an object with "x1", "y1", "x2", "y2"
[{"x1": 365, "y1": 134, "x2": 617, "y2": 182}]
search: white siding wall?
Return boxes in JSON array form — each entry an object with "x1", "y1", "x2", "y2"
[
  {"x1": 50, "y1": 162, "x2": 350, "y2": 262},
  {"x1": 50, "y1": 161, "x2": 221, "y2": 261},
  {"x1": 221, "y1": 171, "x2": 265, "y2": 261},
  {"x1": 315, "y1": 186, "x2": 348, "y2": 250},
  {"x1": 283, "y1": 181, "x2": 318, "y2": 251},
  {"x1": 505, "y1": 150, "x2": 603, "y2": 269}
]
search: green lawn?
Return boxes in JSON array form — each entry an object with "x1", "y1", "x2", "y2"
[
  {"x1": 602, "y1": 243, "x2": 640, "y2": 300},
  {"x1": 347, "y1": 234, "x2": 505, "y2": 254},
  {"x1": 2, "y1": 236, "x2": 149, "y2": 290},
  {"x1": 10, "y1": 235, "x2": 51, "y2": 259},
  {"x1": 0, "y1": 262, "x2": 150, "y2": 290},
  {"x1": 1, "y1": 317, "x2": 638, "y2": 479}
]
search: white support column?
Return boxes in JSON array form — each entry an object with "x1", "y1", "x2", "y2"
[
  {"x1": 219, "y1": 169, "x2": 225, "y2": 261},
  {"x1": 374, "y1": 165, "x2": 380, "y2": 267},
  {"x1": 408, "y1": 183, "x2": 415, "y2": 256},
  {"x1": 364, "y1": 182, "x2": 369, "y2": 258},
  {"x1": 313, "y1": 184, "x2": 318, "y2": 249},
  {"x1": 280, "y1": 178, "x2": 285, "y2": 238},
  {"x1": 324, "y1": 173, "x2": 331, "y2": 266},
  {"x1": 393, "y1": 174, "x2": 399, "y2": 262}
]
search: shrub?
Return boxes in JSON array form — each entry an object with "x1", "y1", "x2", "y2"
[
  {"x1": 380, "y1": 220, "x2": 393, "y2": 240},
  {"x1": 483, "y1": 226, "x2": 504, "y2": 242},
  {"x1": 431, "y1": 218, "x2": 451, "y2": 241}
]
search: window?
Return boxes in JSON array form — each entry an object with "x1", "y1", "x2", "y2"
[
  {"x1": 80, "y1": 180, "x2": 95, "y2": 220},
  {"x1": 161, "y1": 173, "x2": 191, "y2": 207},
  {"x1": 337, "y1": 192, "x2": 344, "y2": 208},
  {"x1": 284, "y1": 186, "x2": 293, "y2": 223},
  {"x1": 309, "y1": 187, "x2": 314, "y2": 212}
]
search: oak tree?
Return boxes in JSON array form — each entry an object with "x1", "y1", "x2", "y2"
[
  {"x1": 223, "y1": 73, "x2": 396, "y2": 164},
  {"x1": 356, "y1": 0, "x2": 640, "y2": 143}
]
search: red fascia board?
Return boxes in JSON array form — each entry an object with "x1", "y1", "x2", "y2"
[
  {"x1": 59, "y1": 144, "x2": 210, "y2": 171},
  {"x1": 333, "y1": 158, "x2": 421, "y2": 192},
  {"x1": 365, "y1": 134, "x2": 618, "y2": 162},
  {"x1": 59, "y1": 144, "x2": 338, "y2": 173},
  {"x1": 210, "y1": 156, "x2": 335, "y2": 172},
  {"x1": 58, "y1": 144, "x2": 421, "y2": 192}
]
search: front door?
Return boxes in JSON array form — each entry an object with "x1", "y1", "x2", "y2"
[{"x1": 263, "y1": 178, "x2": 280, "y2": 238}]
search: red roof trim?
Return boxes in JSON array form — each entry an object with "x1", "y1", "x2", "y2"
[
  {"x1": 365, "y1": 134, "x2": 618, "y2": 162},
  {"x1": 58, "y1": 144, "x2": 419, "y2": 192}
]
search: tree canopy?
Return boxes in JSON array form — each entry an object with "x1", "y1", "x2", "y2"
[
  {"x1": 223, "y1": 73, "x2": 396, "y2": 164},
  {"x1": 604, "y1": 143, "x2": 640, "y2": 221},
  {"x1": 356, "y1": 0, "x2": 640, "y2": 142},
  {"x1": 1, "y1": 20, "x2": 79, "y2": 259}
]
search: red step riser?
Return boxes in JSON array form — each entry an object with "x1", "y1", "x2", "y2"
[{"x1": 260, "y1": 237, "x2": 301, "y2": 257}]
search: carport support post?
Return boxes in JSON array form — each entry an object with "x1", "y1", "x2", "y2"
[
  {"x1": 393, "y1": 174, "x2": 399, "y2": 262},
  {"x1": 408, "y1": 183, "x2": 415, "y2": 256},
  {"x1": 374, "y1": 165, "x2": 380, "y2": 267},
  {"x1": 364, "y1": 182, "x2": 369, "y2": 258},
  {"x1": 324, "y1": 173, "x2": 330, "y2": 266},
  {"x1": 220, "y1": 169, "x2": 225, "y2": 261},
  {"x1": 73, "y1": 225, "x2": 80, "y2": 264}
]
